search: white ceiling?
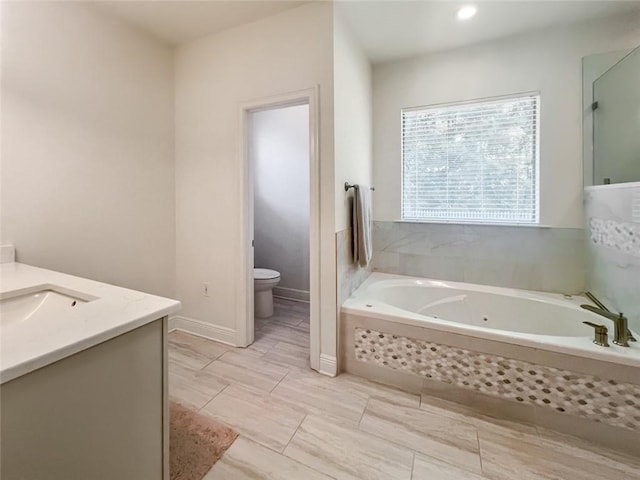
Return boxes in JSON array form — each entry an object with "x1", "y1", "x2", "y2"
[
  {"x1": 95, "y1": 1, "x2": 308, "y2": 46},
  {"x1": 95, "y1": 1, "x2": 639, "y2": 57},
  {"x1": 338, "y1": 1, "x2": 640, "y2": 63}
]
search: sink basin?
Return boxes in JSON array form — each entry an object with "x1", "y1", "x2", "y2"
[{"x1": 1, "y1": 290, "x2": 88, "y2": 327}]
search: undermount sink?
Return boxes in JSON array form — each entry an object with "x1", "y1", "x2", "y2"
[{"x1": 1, "y1": 289, "x2": 90, "y2": 327}]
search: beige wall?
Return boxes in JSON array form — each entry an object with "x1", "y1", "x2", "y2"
[
  {"x1": 1, "y1": 2, "x2": 176, "y2": 297},
  {"x1": 372, "y1": 13, "x2": 640, "y2": 228},
  {"x1": 174, "y1": 3, "x2": 336, "y2": 358},
  {"x1": 334, "y1": 10, "x2": 373, "y2": 232}
]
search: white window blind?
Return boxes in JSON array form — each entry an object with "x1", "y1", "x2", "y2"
[{"x1": 402, "y1": 93, "x2": 540, "y2": 223}]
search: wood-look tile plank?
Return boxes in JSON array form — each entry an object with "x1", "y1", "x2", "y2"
[
  {"x1": 255, "y1": 298, "x2": 309, "y2": 328},
  {"x1": 259, "y1": 313, "x2": 305, "y2": 328},
  {"x1": 284, "y1": 414, "x2": 414, "y2": 480},
  {"x1": 168, "y1": 330, "x2": 231, "y2": 369},
  {"x1": 478, "y1": 429, "x2": 640, "y2": 480},
  {"x1": 203, "y1": 351, "x2": 289, "y2": 392},
  {"x1": 168, "y1": 362, "x2": 228, "y2": 410},
  {"x1": 262, "y1": 341, "x2": 310, "y2": 370},
  {"x1": 168, "y1": 317, "x2": 640, "y2": 480},
  {"x1": 420, "y1": 394, "x2": 539, "y2": 440},
  {"x1": 537, "y1": 427, "x2": 640, "y2": 466},
  {"x1": 204, "y1": 436, "x2": 333, "y2": 480},
  {"x1": 412, "y1": 453, "x2": 486, "y2": 480},
  {"x1": 271, "y1": 370, "x2": 368, "y2": 427},
  {"x1": 360, "y1": 398, "x2": 482, "y2": 474},
  {"x1": 216, "y1": 350, "x2": 290, "y2": 372},
  {"x1": 200, "y1": 385, "x2": 306, "y2": 453},
  {"x1": 257, "y1": 323, "x2": 310, "y2": 348},
  {"x1": 263, "y1": 318, "x2": 311, "y2": 335},
  {"x1": 246, "y1": 333, "x2": 280, "y2": 354},
  {"x1": 335, "y1": 373, "x2": 420, "y2": 408},
  {"x1": 273, "y1": 298, "x2": 310, "y2": 316}
]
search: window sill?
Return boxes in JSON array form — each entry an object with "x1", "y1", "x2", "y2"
[{"x1": 394, "y1": 219, "x2": 551, "y2": 228}]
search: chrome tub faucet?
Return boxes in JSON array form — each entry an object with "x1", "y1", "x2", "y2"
[
  {"x1": 581, "y1": 304, "x2": 631, "y2": 347},
  {"x1": 583, "y1": 291, "x2": 636, "y2": 344}
]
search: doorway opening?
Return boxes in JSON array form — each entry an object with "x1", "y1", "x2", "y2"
[{"x1": 237, "y1": 88, "x2": 320, "y2": 372}]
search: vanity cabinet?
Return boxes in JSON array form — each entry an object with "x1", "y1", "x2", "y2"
[{"x1": 0, "y1": 318, "x2": 169, "y2": 480}]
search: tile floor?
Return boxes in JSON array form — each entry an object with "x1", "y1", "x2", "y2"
[{"x1": 169, "y1": 298, "x2": 640, "y2": 480}]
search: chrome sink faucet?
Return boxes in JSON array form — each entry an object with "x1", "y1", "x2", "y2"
[{"x1": 581, "y1": 304, "x2": 630, "y2": 347}]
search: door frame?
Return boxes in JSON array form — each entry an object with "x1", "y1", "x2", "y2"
[{"x1": 236, "y1": 87, "x2": 320, "y2": 372}]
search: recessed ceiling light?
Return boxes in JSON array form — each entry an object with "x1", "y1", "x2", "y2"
[{"x1": 457, "y1": 5, "x2": 477, "y2": 21}]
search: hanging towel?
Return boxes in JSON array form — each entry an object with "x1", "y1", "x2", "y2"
[{"x1": 353, "y1": 185, "x2": 373, "y2": 267}]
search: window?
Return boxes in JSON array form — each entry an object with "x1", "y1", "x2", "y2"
[{"x1": 401, "y1": 93, "x2": 540, "y2": 224}]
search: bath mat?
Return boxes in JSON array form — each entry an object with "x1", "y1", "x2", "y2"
[{"x1": 170, "y1": 401, "x2": 238, "y2": 480}]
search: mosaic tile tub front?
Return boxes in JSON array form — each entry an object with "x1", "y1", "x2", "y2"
[{"x1": 355, "y1": 327, "x2": 640, "y2": 431}]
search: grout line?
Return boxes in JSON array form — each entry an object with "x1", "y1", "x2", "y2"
[
  {"x1": 413, "y1": 449, "x2": 483, "y2": 479},
  {"x1": 198, "y1": 382, "x2": 231, "y2": 412},
  {"x1": 410, "y1": 452, "x2": 416, "y2": 480},
  {"x1": 283, "y1": 412, "x2": 308, "y2": 453},
  {"x1": 269, "y1": 364, "x2": 293, "y2": 393},
  {"x1": 242, "y1": 435, "x2": 336, "y2": 480},
  {"x1": 355, "y1": 402, "x2": 483, "y2": 479},
  {"x1": 357, "y1": 397, "x2": 371, "y2": 430},
  {"x1": 201, "y1": 354, "x2": 223, "y2": 371},
  {"x1": 476, "y1": 430, "x2": 484, "y2": 475}
]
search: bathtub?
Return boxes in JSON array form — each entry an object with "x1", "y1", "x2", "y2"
[
  {"x1": 342, "y1": 273, "x2": 640, "y2": 367},
  {"x1": 340, "y1": 273, "x2": 640, "y2": 451}
]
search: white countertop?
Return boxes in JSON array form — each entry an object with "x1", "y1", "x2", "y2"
[{"x1": 0, "y1": 262, "x2": 181, "y2": 384}]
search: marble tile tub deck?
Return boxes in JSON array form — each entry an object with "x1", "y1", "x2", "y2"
[{"x1": 169, "y1": 298, "x2": 640, "y2": 480}]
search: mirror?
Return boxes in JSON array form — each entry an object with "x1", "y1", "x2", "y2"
[{"x1": 583, "y1": 46, "x2": 640, "y2": 185}]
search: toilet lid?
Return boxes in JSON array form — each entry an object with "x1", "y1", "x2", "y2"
[{"x1": 254, "y1": 268, "x2": 280, "y2": 280}]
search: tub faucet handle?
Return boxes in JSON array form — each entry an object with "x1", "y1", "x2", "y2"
[
  {"x1": 583, "y1": 321, "x2": 609, "y2": 347},
  {"x1": 580, "y1": 304, "x2": 630, "y2": 347}
]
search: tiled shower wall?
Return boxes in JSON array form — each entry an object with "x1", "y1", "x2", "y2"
[
  {"x1": 336, "y1": 228, "x2": 371, "y2": 305},
  {"x1": 585, "y1": 183, "x2": 640, "y2": 333},
  {"x1": 372, "y1": 221, "x2": 586, "y2": 294}
]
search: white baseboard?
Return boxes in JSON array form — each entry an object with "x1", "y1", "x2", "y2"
[
  {"x1": 169, "y1": 315, "x2": 237, "y2": 346},
  {"x1": 273, "y1": 286, "x2": 310, "y2": 303},
  {"x1": 319, "y1": 354, "x2": 337, "y2": 377}
]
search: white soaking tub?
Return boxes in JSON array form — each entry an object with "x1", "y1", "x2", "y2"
[
  {"x1": 342, "y1": 273, "x2": 640, "y2": 367},
  {"x1": 341, "y1": 273, "x2": 640, "y2": 450}
]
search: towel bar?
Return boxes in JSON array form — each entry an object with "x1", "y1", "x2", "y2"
[{"x1": 345, "y1": 182, "x2": 375, "y2": 192}]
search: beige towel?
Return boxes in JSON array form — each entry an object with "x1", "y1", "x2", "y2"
[{"x1": 353, "y1": 185, "x2": 373, "y2": 267}]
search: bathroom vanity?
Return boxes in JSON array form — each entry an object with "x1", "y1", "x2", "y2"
[{"x1": 0, "y1": 261, "x2": 181, "y2": 480}]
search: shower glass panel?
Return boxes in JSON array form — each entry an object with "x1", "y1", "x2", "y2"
[{"x1": 593, "y1": 46, "x2": 640, "y2": 185}]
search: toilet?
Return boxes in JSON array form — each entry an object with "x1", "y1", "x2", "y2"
[{"x1": 254, "y1": 268, "x2": 281, "y2": 318}]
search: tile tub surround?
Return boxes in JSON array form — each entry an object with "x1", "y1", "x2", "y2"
[
  {"x1": 585, "y1": 183, "x2": 640, "y2": 333},
  {"x1": 0, "y1": 262, "x2": 181, "y2": 383},
  {"x1": 170, "y1": 329, "x2": 640, "y2": 479},
  {"x1": 337, "y1": 227, "x2": 371, "y2": 306},
  {"x1": 590, "y1": 218, "x2": 640, "y2": 258},
  {"x1": 355, "y1": 327, "x2": 640, "y2": 432},
  {"x1": 372, "y1": 221, "x2": 586, "y2": 294},
  {"x1": 341, "y1": 312, "x2": 640, "y2": 456}
]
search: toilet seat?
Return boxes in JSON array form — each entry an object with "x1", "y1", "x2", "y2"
[{"x1": 254, "y1": 268, "x2": 280, "y2": 281}]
